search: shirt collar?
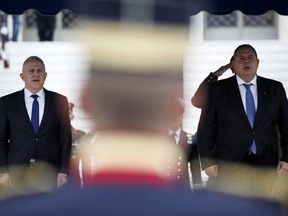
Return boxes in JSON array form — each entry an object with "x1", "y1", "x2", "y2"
[
  {"x1": 168, "y1": 127, "x2": 181, "y2": 137},
  {"x1": 236, "y1": 75, "x2": 257, "y2": 86},
  {"x1": 24, "y1": 88, "x2": 45, "y2": 99}
]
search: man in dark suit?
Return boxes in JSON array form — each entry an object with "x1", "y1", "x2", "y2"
[
  {"x1": 168, "y1": 97, "x2": 202, "y2": 189},
  {"x1": 0, "y1": 56, "x2": 71, "y2": 196},
  {"x1": 197, "y1": 44, "x2": 288, "y2": 189}
]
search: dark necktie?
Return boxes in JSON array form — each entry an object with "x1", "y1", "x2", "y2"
[
  {"x1": 31, "y1": 95, "x2": 39, "y2": 134},
  {"x1": 170, "y1": 133, "x2": 177, "y2": 145},
  {"x1": 243, "y1": 84, "x2": 256, "y2": 154}
]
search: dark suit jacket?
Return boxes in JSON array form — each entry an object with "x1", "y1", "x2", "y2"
[
  {"x1": 0, "y1": 88, "x2": 72, "y2": 185},
  {"x1": 191, "y1": 72, "x2": 218, "y2": 109},
  {"x1": 198, "y1": 75, "x2": 288, "y2": 170}
]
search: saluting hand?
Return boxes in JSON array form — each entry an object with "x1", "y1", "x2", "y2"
[{"x1": 213, "y1": 63, "x2": 232, "y2": 77}]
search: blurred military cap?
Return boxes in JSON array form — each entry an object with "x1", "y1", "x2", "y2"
[
  {"x1": 79, "y1": 21, "x2": 188, "y2": 74},
  {"x1": 69, "y1": 0, "x2": 190, "y2": 74}
]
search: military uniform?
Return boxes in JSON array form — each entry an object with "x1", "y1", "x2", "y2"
[
  {"x1": 69, "y1": 126, "x2": 86, "y2": 187},
  {"x1": 167, "y1": 130, "x2": 202, "y2": 190}
]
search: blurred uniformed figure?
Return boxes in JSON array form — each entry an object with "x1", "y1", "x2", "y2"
[
  {"x1": 168, "y1": 97, "x2": 202, "y2": 189},
  {"x1": 80, "y1": 127, "x2": 97, "y2": 186},
  {"x1": 0, "y1": 1, "x2": 286, "y2": 216},
  {"x1": 68, "y1": 102, "x2": 86, "y2": 187}
]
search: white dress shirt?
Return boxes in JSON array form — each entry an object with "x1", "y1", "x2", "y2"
[
  {"x1": 24, "y1": 88, "x2": 45, "y2": 125},
  {"x1": 236, "y1": 75, "x2": 258, "y2": 113}
]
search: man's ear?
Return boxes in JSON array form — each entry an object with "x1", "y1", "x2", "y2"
[
  {"x1": 256, "y1": 58, "x2": 260, "y2": 69},
  {"x1": 44, "y1": 72, "x2": 47, "y2": 81},
  {"x1": 20, "y1": 73, "x2": 24, "y2": 81}
]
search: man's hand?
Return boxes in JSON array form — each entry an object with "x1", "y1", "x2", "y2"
[
  {"x1": 57, "y1": 174, "x2": 68, "y2": 188},
  {"x1": 204, "y1": 165, "x2": 218, "y2": 177},
  {"x1": 0, "y1": 173, "x2": 13, "y2": 188},
  {"x1": 277, "y1": 161, "x2": 288, "y2": 176},
  {"x1": 213, "y1": 63, "x2": 232, "y2": 77}
]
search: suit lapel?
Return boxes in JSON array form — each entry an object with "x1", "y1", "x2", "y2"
[
  {"x1": 254, "y1": 77, "x2": 268, "y2": 128},
  {"x1": 38, "y1": 89, "x2": 52, "y2": 134},
  {"x1": 18, "y1": 90, "x2": 35, "y2": 133},
  {"x1": 228, "y1": 76, "x2": 251, "y2": 128}
]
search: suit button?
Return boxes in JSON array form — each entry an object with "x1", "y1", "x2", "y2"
[
  {"x1": 35, "y1": 138, "x2": 38, "y2": 141},
  {"x1": 252, "y1": 131, "x2": 255, "y2": 135}
]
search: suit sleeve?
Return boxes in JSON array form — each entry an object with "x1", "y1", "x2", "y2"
[
  {"x1": 0, "y1": 98, "x2": 9, "y2": 173},
  {"x1": 188, "y1": 144, "x2": 202, "y2": 187},
  {"x1": 58, "y1": 96, "x2": 72, "y2": 175},
  {"x1": 278, "y1": 83, "x2": 288, "y2": 163},
  {"x1": 191, "y1": 72, "x2": 218, "y2": 109},
  {"x1": 197, "y1": 83, "x2": 218, "y2": 170}
]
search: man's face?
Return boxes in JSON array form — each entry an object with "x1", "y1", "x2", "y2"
[
  {"x1": 69, "y1": 106, "x2": 75, "y2": 121},
  {"x1": 20, "y1": 60, "x2": 47, "y2": 94},
  {"x1": 232, "y1": 47, "x2": 259, "y2": 82}
]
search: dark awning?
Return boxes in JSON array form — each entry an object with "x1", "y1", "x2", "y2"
[{"x1": 1, "y1": 0, "x2": 288, "y2": 16}]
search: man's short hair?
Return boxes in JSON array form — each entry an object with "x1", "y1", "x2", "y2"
[
  {"x1": 22, "y1": 56, "x2": 46, "y2": 72},
  {"x1": 232, "y1": 44, "x2": 258, "y2": 59}
]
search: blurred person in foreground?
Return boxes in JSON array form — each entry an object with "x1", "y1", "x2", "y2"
[
  {"x1": 0, "y1": 6, "x2": 286, "y2": 216},
  {"x1": 0, "y1": 56, "x2": 71, "y2": 198}
]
